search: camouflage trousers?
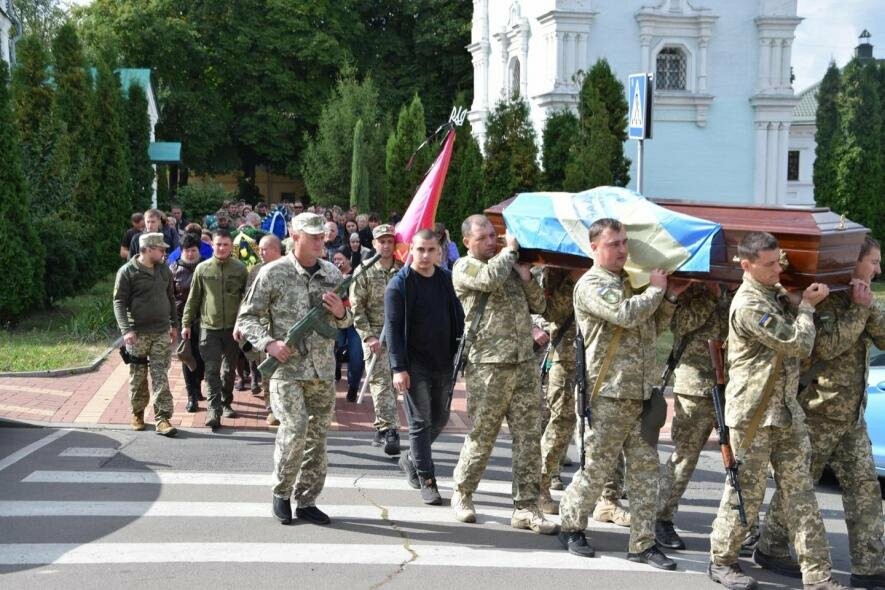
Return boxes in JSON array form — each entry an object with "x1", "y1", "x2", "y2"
[
  {"x1": 362, "y1": 342, "x2": 399, "y2": 431},
  {"x1": 758, "y1": 415, "x2": 883, "y2": 576},
  {"x1": 657, "y1": 393, "x2": 716, "y2": 521},
  {"x1": 127, "y1": 331, "x2": 173, "y2": 421},
  {"x1": 541, "y1": 360, "x2": 576, "y2": 489},
  {"x1": 709, "y1": 423, "x2": 831, "y2": 584},
  {"x1": 453, "y1": 360, "x2": 541, "y2": 509},
  {"x1": 560, "y1": 397, "x2": 660, "y2": 553},
  {"x1": 269, "y1": 378, "x2": 335, "y2": 505},
  {"x1": 572, "y1": 403, "x2": 627, "y2": 504}
]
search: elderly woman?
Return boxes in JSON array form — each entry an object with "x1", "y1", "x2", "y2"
[{"x1": 340, "y1": 232, "x2": 372, "y2": 269}]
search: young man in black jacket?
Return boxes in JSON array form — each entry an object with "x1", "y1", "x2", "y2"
[{"x1": 385, "y1": 229, "x2": 465, "y2": 504}]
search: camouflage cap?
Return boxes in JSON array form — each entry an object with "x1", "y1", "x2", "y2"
[
  {"x1": 139, "y1": 232, "x2": 170, "y2": 249},
  {"x1": 372, "y1": 224, "x2": 395, "y2": 239},
  {"x1": 291, "y1": 212, "x2": 326, "y2": 235},
  {"x1": 215, "y1": 210, "x2": 231, "y2": 221}
]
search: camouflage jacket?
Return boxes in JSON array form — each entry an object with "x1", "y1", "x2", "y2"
[
  {"x1": 453, "y1": 248, "x2": 545, "y2": 365},
  {"x1": 350, "y1": 258, "x2": 402, "y2": 342},
  {"x1": 236, "y1": 253, "x2": 353, "y2": 381},
  {"x1": 800, "y1": 291, "x2": 885, "y2": 423},
  {"x1": 573, "y1": 265, "x2": 674, "y2": 400},
  {"x1": 724, "y1": 275, "x2": 816, "y2": 429},
  {"x1": 533, "y1": 266, "x2": 577, "y2": 365},
  {"x1": 671, "y1": 283, "x2": 732, "y2": 396}
]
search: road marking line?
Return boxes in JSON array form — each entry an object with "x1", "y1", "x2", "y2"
[
  {"x1": 21, "y1": 471, "x2": 517, "y2": 495},
  {"x1": 58, "y1": 448, "x2": 118, "y2": 458},
  {"x1": 0, "y1": 430, "x2": 69, "y2": 473},
  {"x1": 0, "y1": 404, "x2": 55, "y2": 416},
  {"x1": 74, "y1": 361, "x2": 129, "y2": 423},
  {"x1": 0, "y1": 543, "x2": 687, "y2": 572}
]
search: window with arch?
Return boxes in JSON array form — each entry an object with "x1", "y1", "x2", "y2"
[
  {"x1": 509, "y1": 56, "x2": 521, "y2": 98},
  {"x1": 656, "y1": 47, "x2": 687, "y2": 91}
]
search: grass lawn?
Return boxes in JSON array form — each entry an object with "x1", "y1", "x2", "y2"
[{"x1": 0, "y1": 275, "x2": 119, "y2": 372}]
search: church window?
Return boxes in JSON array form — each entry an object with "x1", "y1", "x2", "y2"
[
  {"x1": 787, "y1": 150, "x2": 799, "y2": 181},
  {"x1": 656, "y1": 47, "x2": 687, "y2": 91},
  {"x1": 509, "y1": 57, "x2": 521, "y2": 98}
]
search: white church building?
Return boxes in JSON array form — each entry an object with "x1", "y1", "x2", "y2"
[
  {"x1": 469, "y1": 0, "x2": 807, "y2": 205},
  {"x1": 0, "y1": 0, "x2": 22, "y2": 66}
]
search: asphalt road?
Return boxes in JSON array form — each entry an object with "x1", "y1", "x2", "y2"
[{"x1": 0, "y1": 424, "x2": 866, "y2": 589}]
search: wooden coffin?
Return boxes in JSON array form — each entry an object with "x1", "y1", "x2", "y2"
[{"x1": 485, "y1": 198, "x2": 868, "y2": 290}]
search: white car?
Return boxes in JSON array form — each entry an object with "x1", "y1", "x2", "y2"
[{"x1": 864, "y1": 346, "x2": 885, "y2": 477}]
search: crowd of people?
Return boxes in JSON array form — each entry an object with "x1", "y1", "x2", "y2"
[{"x1": 112, "y1": 200, "x2": 883, "y2": 590}]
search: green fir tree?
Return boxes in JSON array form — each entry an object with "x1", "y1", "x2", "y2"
[
  {"x1": 813, "y1": 61, "x2": 841, "y2": 209},
  {"x1": 439, "y1": 115, "x2": 483, "y2": 247},
  {"x1": 124, "y1": 83, "x2": 155, "y2": 212},
  {"x1": 385, "y1": 94, "x2": 430, "y2": 216},
  {"x1": 350, "y1": 119, "x2": 371, "y2": 212},
  {"x1": 564, "y1": 86, "x2": 616, "y2": 192},
  {"x1": 540, "y1": 109, "x2": 579, "y2": 190},
  {"x1": 584, "y1": 59, "x2": 630, "y2": 186},
  {"x1": 482, "y1": 97, "x2": 539, "y2": 207}
]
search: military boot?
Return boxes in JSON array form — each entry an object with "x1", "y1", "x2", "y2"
[
  {"x1": 708, "y1": 562, "x2": 758, "y2": 590},
  {"x1": 130, "y1": 411, "x2": 145, "y2": 431},
  {"x1": 549, "y1": 475, "x2": 564, "y2": 491},
  {"x1": 539, "y1": 488, "x2": 559, "y2": 515},
  {"x1": 205, "y1": 410, "x2": 221, "y2": 430},
  {"x1": 627, "y1": 545, "x2": 677, "y2": 571},
  {"x1": 593, "y1": 498, "x2": 631, "y2": 527},
  {"x1": 753, "y1": 547, "x2": 801, "y2": 578},
  {"x1": 185, "y1": 387, "x2": 198, "y2": 413},
  {"x1": 804, "y1": 578, "x2": 848, "y2": 590},
  {"x1": 155, "y1": 419, "x2": 177, "y2": 437},
  {"x1": 655, "y1": 520, "x2": 686, "y2": 550},
  {"x1": 850, "y1": 572, "x2": 885, "y2": 589},
  {"x1": 451, "y1": 490, "x2": 476, "y2": 523},
  {"x1": 559, "y1": 530, "x2": 595, "y2": 557},
  {"x1": 511, "y1": 507, "x2": 558, "y2": 535}
]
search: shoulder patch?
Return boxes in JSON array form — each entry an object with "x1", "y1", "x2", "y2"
[
  {"x1": 463, "y1": 261, "x2": 481, "y2": 278},
  {"x1": 816, "y1": 311, "x2": 835, "y2": 334},
  {"x1": 599, "y1": 287, "x2": 621, "y2": 305},
  {"x1": 758, "y1": 312, "x2": 778, "y2": 332}
]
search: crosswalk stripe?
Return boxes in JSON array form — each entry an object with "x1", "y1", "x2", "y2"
[
  {"x1": 59, "y1": 448, "x2": 118, "y2": 458},
  {"x1": 0, "y1": 430, "x2": 69, "y2": 473},
  {"x1": 22, "y1": 470, "x2": 519, "y2": 495},
  {"x1": 0, "y1": 542, "x2": 688, "y2": 572}
]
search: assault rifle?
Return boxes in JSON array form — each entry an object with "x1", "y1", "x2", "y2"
[
  {"x1": 708, "y1": 339, "x2": 748, "y2": 527},
  {"x1": 651, "y1": 335, "x2": 689, "y2": 400},
  {"x1": 574, "y1": 326, "x2": 589, "y2": 469},
  {"x1": 257, "y1": 253, "x2": 381, "y2": 379},
  {"x1": 539, "y1": 314, "x2": 575, "y2": 384},
  {"x1": 447, "y1": 293, "x2": 489, "y2": 411}
]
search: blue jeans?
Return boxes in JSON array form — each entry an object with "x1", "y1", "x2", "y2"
[
  {"x1": 403, "y1": 363, "x2": 452, "y2": 477},
  {"x1": 336, "y1": 327, "x2": 364, "y2": 389}
]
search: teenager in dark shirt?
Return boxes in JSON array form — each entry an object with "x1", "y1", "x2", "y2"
[{"x1": 385, "y1": 229, "x2": 464, "y2": 505}]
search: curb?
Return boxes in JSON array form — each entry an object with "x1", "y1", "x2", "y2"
[{"x1": 0, "y1": 336, "x2": 123, "y2": 379}]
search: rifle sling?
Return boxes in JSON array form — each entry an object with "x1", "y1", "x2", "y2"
[
  {"x1": 736, "y1": 352, "x2": 784, "y2": 460},
  {"x1": 549, "y1": 313, "x2": 575, "y2": 352},
  {"x1": 588, "y1": 326, "x2": 624, "y2": 403},
  {"x1": 461, "y1": 292, "x2": 490, "y2": 361}
]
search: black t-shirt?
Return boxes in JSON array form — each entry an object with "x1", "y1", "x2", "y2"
[
  {"x1": 122, "y1": 227, "x2": 140, "y2": 248},
  {"x1": 406, "y1": 268, "x2": 452, "y2": 371}
]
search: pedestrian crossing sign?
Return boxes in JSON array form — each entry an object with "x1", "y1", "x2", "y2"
[{"x1": 628, "y1": 73, "x2": 653, "y2": 140}]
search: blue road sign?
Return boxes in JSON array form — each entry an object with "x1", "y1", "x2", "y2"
[{"x1": 628, "y1": 73, "x2": 652, "y2": 140}]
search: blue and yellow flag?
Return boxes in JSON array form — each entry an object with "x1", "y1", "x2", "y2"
[{"x1": 502, "y1": 186, "x2": 721, "y2": 287}]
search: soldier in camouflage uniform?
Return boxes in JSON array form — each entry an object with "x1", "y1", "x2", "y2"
[
  {"x1": 755, "y1": 236, "x2": 884, "y2": 590},
  {"x1": 655, "y1": 281, "x2": 732, "y2": 549},
  {"x1": 707, "y1": 231, "x2": 844, "y2": 590},
  {"x1": 558, "y1": 218, "x2": 684, "y2": 569},
  {"x1": 450, "y1": 215, "x2": 556, "y2": 535},
  {"x1": 350, "y1": 224, "x2": 403, "y2": 456},
  {"x1": 113, "y1": 232, "x2": 178, "y2": 437},
  {"x1": 236, "y1": 213, "x2": 353, "y2": 526}
]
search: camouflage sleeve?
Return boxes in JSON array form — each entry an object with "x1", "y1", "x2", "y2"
[
  {"x1": 349, "y1": 273, "x2": 373, "y2": 340},
  {"x1": 576, "y1": 282, "x2": 665, "y2": 329},
  {"x1": 532, "y1": 314, "x2": 551, "y2": 332},
  {"x1": 669, "y1": 283, "x2": 716, "y2": 337},
  {"x1": 814, "y1": 301, "x2": 872, "y2": 361},
  {"x1": 112, "y1": 267, "x2": 132, "y2": 334},
  {"x1": 733, "y1": 302, "x2": 816, "y2": 358},
  {"x1": 864, "y1": 300, "x2": 885, "y2": 349},
  {"x1": 181, "y1": 264, "x2": 202, "y2": 329},
  {"x1": 236, "y1": 270, "x2": 276, "y2": 353},
  {"x1": 334, "y1": 307, "x2": 354, "y2": 329},
  {"x1": 452, "y1": 248, "x2": 517, "y2": 295},
  {"x1": 655, "y1": 298, "x2": 676, "y2": 334},
  {"x1": 521, "y1": 275, "x2": 546, "y2": 314}
]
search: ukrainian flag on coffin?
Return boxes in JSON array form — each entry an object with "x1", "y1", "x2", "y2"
[{"x1": 502, "y1": 186, "x2": 722, "y2": 288}]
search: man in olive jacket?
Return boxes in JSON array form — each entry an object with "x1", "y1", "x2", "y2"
[
  {"x1": 113, "y1": 232, "x2": 178, "y2": 437},
  {"x1": 182, "y1": 228, "x2": 248, "y2": 428}
]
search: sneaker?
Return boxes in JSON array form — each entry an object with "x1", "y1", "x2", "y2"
[
  {"x1": 550, "y1": 475, "x2": 564, "y2": 491},
  {"x1": 130, "y1": 411, "x2": 145, "y2": 431},
  {"x1": 558, "y1": 530, "x2": 595, "y2": 557},
  {"x1": 295, "y1": 505, "x2": 331, "y2": 525},
  {"x1": 803, "y1": 578, "x2": 848, "y2": 590},
  {"x1": 753, "y1": 547, "x2": 801, "y2": 579},
  {"x1": 655, "y1": 520, "x2": 686, "y2": 550},
  {"x1": 266, "y1": 411, "x2": 280, "y2": 426},
  {"x1": 420, "y1": 477, "x2": 442, "y2": 505},
  {"x1": 383, "y1": 429, "x2": 400, "y2": 457},
  {"x1": 850, "y1": 572, "x2": 885, "y2": 589},
  {"x1": 708, "y1": 562, "x2": 758, "y2": 590},
  {"x1": 511, "y1": 507, "x2": 558, "y2": 535},
  {"x1": 155, "y1": 419, "x2": 177, "y2": 437},
  {"x1": 539, "y1": 489, "x2": 559, "y2": 515},
  {"x1": 627, "y1": 545, "x2": 676, "y2": 571},
  {"x1": 272, "y1": 495, "x2": 292, "y2": 525},
  {"x1": 205, "y1": 411, "x2": 221, "y2": 430},
  {"x1": 222, "y1": 404, "x2": 238, "y2": 418},
  {"x1": 346, "y1": 386, "x2": 358, "y2": 402},
  {"x1": 398, "y1": 453, "x2": 420, "y2": 490},
  {"x1": 451, "y1": 490, "x2": 476, "y2": 523},
  {"x1": 372, "y1": 429, "x2": 384, "y2": 447},
  {"x1": 593, "y1": 498, "x2": 631, "y2": 527}
]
